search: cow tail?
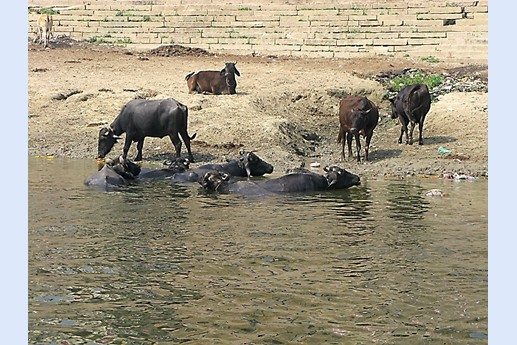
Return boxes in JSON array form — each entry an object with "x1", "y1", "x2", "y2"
[
  {"x1": 337, "y1": 130, "x2": 343, "y2": 144},
  {"x1": 185, "y1": 72, "x2": 195, "y2": 81},
  {"x1": 183, "y1": 105, "x2": 197, "y2": 140}
]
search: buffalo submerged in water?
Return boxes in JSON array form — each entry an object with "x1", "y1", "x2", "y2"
[
  {"x1": 198, "y1": 166, "x2": 360, "y2": 195},
  {"x1": 84, "y1": 156, "x2": 141, "y2": 191}
]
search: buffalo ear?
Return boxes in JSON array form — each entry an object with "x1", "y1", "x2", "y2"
[
  {"x1": 234, "y1": 67, "x2": 240, "y2": 77},
  {"x1": 220, "y1": 68, "x2": 226, "y2": 75},
  {"x1": 389, "y1": 97, "x2": 395, "y2": 104}
]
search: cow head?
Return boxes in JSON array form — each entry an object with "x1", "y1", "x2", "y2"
[
  {"x1": 388, "y1": 97, "x2": 399, "y2": 119},
  {"x1": 324, "y1": 166, "x2": 361, "y2": 189},
  {"x1": 107, "y1": 155, "x2": 141, "y2": 179},
  {"x1": 221, "y1": 62, "x2": 240, "y2": 94},
  {"x1": 97, "y1": 127, "x2": 121, "y2": 159},
  {"x1": 349, "y1": 106, "x2": 372, "y2": 134},
  {"x1": 239, "y1": 150, "x2": 274, "y2": 177},
  {"x1": 199, "y1": 170, "x2": 230, "y2": 191}
]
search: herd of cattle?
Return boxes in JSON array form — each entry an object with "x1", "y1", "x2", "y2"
[{"x1": 83, "y1": 59, "x2": 432, "y2": 195}]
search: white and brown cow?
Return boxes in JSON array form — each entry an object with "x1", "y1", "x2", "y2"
[{"x1": 33, "y1": 13, "x2": 53, "y2": 48}]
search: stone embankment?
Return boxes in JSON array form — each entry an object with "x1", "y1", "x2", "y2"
[{"x1": 28, "y1": 0, "x2": 487, "y2": 63}]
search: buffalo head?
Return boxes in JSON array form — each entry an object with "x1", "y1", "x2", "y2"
[
  {"x1": 388, "y1": 97, "x2": 399, "y2": 119},
  {"x1": 239, "y1": 150, "x2": 274, "y2": 177},
  {"x1": 199, "y1": 170, "x2": 230, "y2": 191},
  {"x1": 107, "y1": 155, "x2": 141, "y2": 179},
  {"x1": 221, "y1": 62, "x2": 240, "y2": 94},
  {"x1": 163, "y1": 157, "x2": 191, "y2": 172},
  {"x1": 97, "y1": 127, "x2": 121, "y2": 159},
  {"x1": 324, "y1": 166, "x2": 361, "y2": 189}
]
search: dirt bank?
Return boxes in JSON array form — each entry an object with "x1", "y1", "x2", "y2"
[{"x1": 28, "y1": 39, "x2": 488, "y2": 179}]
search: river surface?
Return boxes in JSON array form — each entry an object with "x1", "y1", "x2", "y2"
[{"x1": 28, "y1": 157, "x2": 488, "y2": 345}]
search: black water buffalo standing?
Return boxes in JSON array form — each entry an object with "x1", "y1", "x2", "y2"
[
  {"x1": 337, "y1": 95, "x2": 379, "y2": 162},
  {"x1": 84, "y1": 156, "x2": 141, "y2": 191},
  {"x1": 97, "y1": 98, "x2": 196, "y2": 162},
  {"x1": 185, "y1": 62, "x2": 240, "y2": 95},
  {"x1": 389, "y1": 83, "x2": 431, "y2": 145}
]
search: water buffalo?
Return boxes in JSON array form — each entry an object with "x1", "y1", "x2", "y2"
[
  {"x1": 185, "y1": 62, "x2": 240, "y2": 95},
  {"x1": 337, "y1": 95, "x2": 379, "y2": 162},
  {"x1": 198, "y1": 166, "x2": 360, "y2": 195},
  {"x1": 390, "y1": 83, "x2": 431, "y2": 145},
  {"x1": 172, "y1": 150, "x2": 274, "y2": 182},
  {"x1": 138, "y1": 157, "x2": 190, "y2": 179},
  {"x1": 84, "y1": 156, "x2": 141, "y2": 191},
  {"x1": 97, "y1": 98, "x2": 196, "y2": 162}
]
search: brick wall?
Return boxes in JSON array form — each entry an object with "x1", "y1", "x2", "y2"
[{"x1": 28, "y1": 0, "x2": 488, "y2": 63}]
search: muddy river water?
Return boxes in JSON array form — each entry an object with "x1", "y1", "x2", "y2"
[{"x1": 28, "y1": 157, "x2": 487, "y2": 344}]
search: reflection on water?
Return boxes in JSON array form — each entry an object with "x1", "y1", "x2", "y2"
[{"x1": 28, "y1": 157, "x2": 488, "y2": 344}]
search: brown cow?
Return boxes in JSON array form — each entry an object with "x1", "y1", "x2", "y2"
[
  {"x1": 185, "y1": 62, "x2": 240, "y2": 95},
  {"x1": 337, "y1": 95, "x2": 379, "y2": 162},
  {"x1": 33, "y1": 13, "x2": 53, "y2": 48}
]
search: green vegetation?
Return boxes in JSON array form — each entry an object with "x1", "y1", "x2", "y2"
[
  {"x1": 30, "y1": 7, "x2": 59, "y2": 15},
  {"x1": 84, "y1": 36, "x2": 132, "y2": 45},
  {"x1": 239, "y1": 7, "x2": 252, "y2": 11},
  {"x1": 391, "y1": 71, "x2": 443, "y2": 92},
  {"x1": 85, "y1": 36, "x2": 110, "y2": 44},
  {"x1": 421, "y1": 56, "x2": 440, "y2": 63}
]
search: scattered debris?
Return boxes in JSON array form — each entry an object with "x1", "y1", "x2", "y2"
[
  {"x1": 437, "y1": 146, "x2": 453, "y2": 154},
  {"x1": 374, "y1": 67, "x2": 488, "y2": 101},
  {"x1": 424, "y1": 189, "x2": 448, "y2": 197},
  {"x1": 52, "y1": 89, "x2": 82, "y2": 101}
]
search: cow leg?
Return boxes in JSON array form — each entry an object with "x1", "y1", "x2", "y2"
[
  {"x1": 169, "y1": 133, "x2": 182, "y2": 159},
  {"x1": 179, "y1": 131, "x2": 195, "y2": 162},
  {"x1": 340, "y1": 132, "x2": 347, "y2": 160},
  {"x1": 365, "y1": 131, "x2": 373, "y2": 161},
  {"x1": 355, "y1": 133, "x2": 362, "y2": 162},
  {"x1": 398, "y1": 117, "x2": 409, "y2": 144},
  {"x1": 408, "y1": 121, "x2": 416, "y2": 145},
  {"x1": 398, "y1": 125, "x2": 404, "y2": 144},
  {"x1": 418, "y1": 119, "x2": 425, "y2": 145},
  {"x1": 135, "y1": 139, "x2": 144, "y2": 161},
  {"x1": 346, "y1": 132, "x2": 354, "y2": 161},
  {"x1": 122, "y1": 137, "x2": 133, "y2": 160}
]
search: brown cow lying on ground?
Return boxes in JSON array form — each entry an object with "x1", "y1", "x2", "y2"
[
  {"x1": 33, "y1": 13, "x2": 53, "y2": 48},
  {"x1": 185, "y1": 62, "x2": 240, "y2": 95},
  {"x1": 337, "y1": 95, "x2": 379, "y2": 162}
]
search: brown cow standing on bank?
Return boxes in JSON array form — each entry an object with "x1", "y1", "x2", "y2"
[
  {"x1": 389, "y1": 83, "x2": 431, "y2": 145},
  {"x1": 337, "y1": 95, "x2": 379, "y2": 162}
]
